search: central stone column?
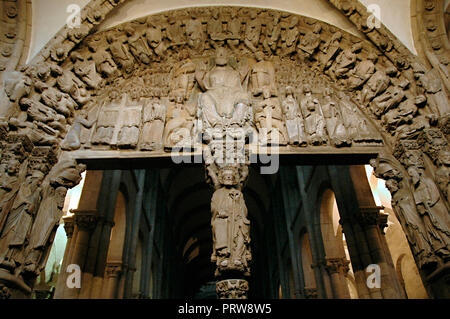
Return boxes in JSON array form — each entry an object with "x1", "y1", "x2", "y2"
[
  {"x1": 196, "y1": 47, "x2": 253, "y2": 299},
  {"x1": 205, "y1": 158, "x2": 251, "y2": 299}
]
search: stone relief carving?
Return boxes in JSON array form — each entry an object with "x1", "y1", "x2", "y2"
[
  {"x1": 282, "y1": 86, "x2": 307, "y2": 146},
  {"x1": 0, "y1": 5, "x2": 448, "y2": 297},
  {"x1": 22, "y1": 159, "x2": 85, "y2": 276},
  {"x1": 207, "y1": 161, "x2": 251, "y2": 277},
  {"x1": 39, "y1": 8, "x2": 392, "y2": 154}
]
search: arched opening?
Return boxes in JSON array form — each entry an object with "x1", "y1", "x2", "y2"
[
  {"x1": 319, "y1": 189, "x2": 352, "y2": 299},
  {"x1": 132, "y1": 234, "x2": 143, "y2": 298},
  {"x1": 364, "y1": 165, "x2": 429, "y2": 299},
  {"x1": 103, "y1": 191, "x2": 127, "y2": 299},
  {"x1": 1, "y1": 0, "x2": 447, "y2": 299},
  {"x1": 300, "y1": 232, "x2": 317, "y2": 299}
]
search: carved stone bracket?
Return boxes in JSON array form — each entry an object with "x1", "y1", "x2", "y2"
[
  {"x1": 303, "y1": 287, "x2": 318, "y2": 299},
  {"x1": 72, "y1": 210, "x2": 98, "y2": 232},
  {"x1": 105, "y1": 262, "x2": 123, "y2": 278},
  {"x1": 63, "y1": 216, "x2": 75, "y2": 238},
  {"x1": 324, "y1": 257, "x2": 350, "y2": 275},
  {"x1": 359, "y1": 206, "x2": 389, "y2": 233}
]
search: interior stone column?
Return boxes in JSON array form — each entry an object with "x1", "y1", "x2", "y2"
[
  {"x1": 104, "y1": 262, "x2": 122, "y2": 299},
  {"x1": 206, "y1": 161, "x2": 251, "y2": 299},
  {"x1": 360, "y1": 208, "x2": 405, "y2": 299},
  {"x1": 64, "y1": 210, "x2": 97, "y2": 299},
  {"x1": 338, "y1": 217, "x2": 371, "y2": 299},
  {"x1": 324, "y1": 257, "x2": 351, "y2": 299},
  {"x1": 53, "y1": 216, "x2": 74, "y2": 299}
]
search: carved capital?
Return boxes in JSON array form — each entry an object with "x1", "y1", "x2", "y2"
[
  {"x1": 359, "y1": 206, "x2": 386, "y2": 226},
  {"x1": 63, "y1": 216, "x2": 75, "y2": 238},
  {"x1": 324, "y1": 258, "x2": 350, "y2": 275},
  {"x1": 303, "y1": 287, "x2": 318, "y2": 299},
  {"x1": 105, "y1": 262, "x2": 122, "y2": 278},
  {"x1": 0, "y1": 284, "x2": 11, "y2": 299},
  {"x1": 216, "y1": 279, "x2": 249, "y2": 299},
  {"x1": 72, "y1": 210, "x2": 98, "y2": 231}
]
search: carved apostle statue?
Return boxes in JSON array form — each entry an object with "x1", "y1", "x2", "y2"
[
  {"x1": 210, "y1": 165, "x2": 251, "y2": 276},
  {"x1": 282, "y1": 86, "x2": 307, "y2": 146}
]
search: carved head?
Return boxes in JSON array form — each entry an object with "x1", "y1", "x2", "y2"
[
  {"x1": 289, "y1": 16, "x2": 298, "y2": 28},
  {"x1": 56, "y1": 186, "x2": 67, "y2": 209},
  {"x1": 303, "y1": 84, "x2": 312, "y2": 94},
  {"x1": 211, "y1": 8, "x2": 219, "y2": 19},
  {"x1": 271, "y1": 12, "x2": 281, "y2": 24},
  {"x1": 307, "y1": 100, "x2": 316, "y2": 111},
  {"x1": 6, "y1": 158, "x2": 20, "y2": 175},
  {"x1": 385, "y1": 179, "x2": 399, "y2": 194},
  {"x1": 438, "y1": 151, "x2": 450, "y2": 166},
  {"x1": 368, "y1": 53, "x2": 378, "y2": 63},
  {"x1": 215, "y1": 47, "x2": 229, "y2": 66},
  {"x1": 313, "y1": 24, "x2": 322, "y2": 34},
  {"x1": 124, "y1": 26, "x2": 135, "y2": 37},
  {"x1": 147, "y1": 16, "x2": 157, "y2": 28},
  {"x1": 324, "y1": 87, "x2": 333, "y2": 97},
  {"x1": 219, "y1": 166, "x2": 238, "y2": 186},
  {"x1": 412, "y1": 62, "x2": 426, "y2": 77},
  {"x1": 351, "y1": 43, "x2": 362, "y2": 53},
  {"x1": 255, "y1": 51, "x2": 264, "y2": 62},
  {"x1": 285, "y1": 86, "x2": 294, "y2": 96},
  {"x1": 262, "y1": 86, "x2": 271, "y2": 99},
  {"x1": 407, "y1": 166, "x2": 421, "y2": 186},
  {"x1": 331, "y1": 31, "x2": 342, "y2": 42},
  {"x1": 106, "y1": 33, "x2": 115, "y2": 44},
  {"x1": 3, "y1": 71, "x2": 32, "y2": 103}
]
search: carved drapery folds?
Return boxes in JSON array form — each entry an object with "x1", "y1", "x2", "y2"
[
  {"x1": 36, "y1": 6, "x2": 391, "y2": 154},
  {"x1": 206, "y1": 154, "x2": 251, "y2": 298},
  {"x1": 0, "y1": 146, "x2": 85, "y2": 294},
  {"x1": 371, "y1": 146, "x2": 450, "y2": 276},
  {"x1": 0, "y1": 3, "x2": 449, "y2": 297}
]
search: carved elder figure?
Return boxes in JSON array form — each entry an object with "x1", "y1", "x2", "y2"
[
  {"x1": 280, "y1": 16, "x2": 299, "y2": 56},
  {"x1": 244, "y1": 11, "x2": 261, "y2": 53},
  {"x1": 61, "y1": 109, "x2": 96, "y2": 151},
  {"x1": 330, "y1": 43, "x2": 361, "y2": 80},
  {"x1": 225, "y1": 9, "x2": 242, "y2": 50},
  {"x1": 262, "y1": 12, "x2": 281, "y2": 54},
  {"x1": 146, "y1": 17, "x2": 166, "y2": 57},
  {"x1": 298, "y1": 23, "x2": 322, "y2": 59},
  {"x1": 348, "y1": 53, "x2": 377, "y2": 90},
  {"x1": 125, "y1": 26, "x2": 152, "y2": 65},
  {"x1": 0, "y1": 71, "x2": 32, "y2": 122}
]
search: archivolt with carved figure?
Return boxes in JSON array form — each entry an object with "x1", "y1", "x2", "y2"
[{"x1": 0, "y1": 3, "x2": 448, "y2": 299}]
